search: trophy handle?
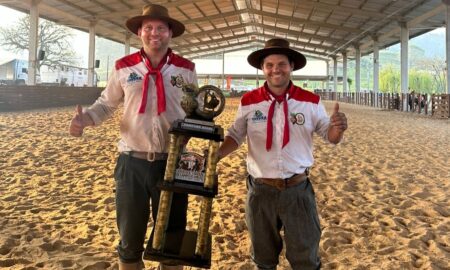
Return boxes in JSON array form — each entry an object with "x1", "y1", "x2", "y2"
[
  {"x1": 152, "y1": 191, "x2": 173, "y2": 250},
  {"x1": 195, "y1": 197, "x2": 213, "y2": 257},
  {"x1": 165, "y1": 134, "x2": 185, "y2": 181},
  {"x1": 204, "y1": 141, "x2": 219, "y2": 189}
]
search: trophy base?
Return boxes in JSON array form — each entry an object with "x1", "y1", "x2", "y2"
[
  {"x1": 159, "y1": 176, "x2": 218, "y2": 198},
  {"x1": 144, "y1": 230, "x2": 211, "y2": 268},
  {"x1": 170, "y1": 119, "x2": 224, "y2": 141}
]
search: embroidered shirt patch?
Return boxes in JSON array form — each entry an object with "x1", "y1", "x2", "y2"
[
  {"x1": 290, "y1": 112, "x2": 305, "y2": 125},
  {"x1": 127, "y1": 72, "x2": 142, "y2": 83},
  {"x1": 251, "y1": 110, "x2": 267, "y2": 122}
]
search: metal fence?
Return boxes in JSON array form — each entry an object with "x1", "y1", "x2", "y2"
[
  {"x1": 0, "y1": 85, "x2": 103, "y2": 112},
  {"x1": 314, "y1": 90, "x2": 450, "y2": 119}
]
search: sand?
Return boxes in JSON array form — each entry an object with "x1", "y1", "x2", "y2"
[{"x1": 0, "y1": 99, "x2": 448, "y2": 270}]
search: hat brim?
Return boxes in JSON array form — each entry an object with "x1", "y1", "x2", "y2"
[
  {"x1": 247, "y1": 47, "x2": 307, "y2": 70},
  {"x1": 126, "y1": 15, "x2": 185, "y2": 38}
]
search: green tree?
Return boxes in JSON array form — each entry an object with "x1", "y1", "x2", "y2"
[
  {"x1": 347, "y1": 78, "x2": 353, "y2": 91},
  {"x1": 409, "y1": 69, "x2": 433, "y2": 94},
  {"x1": 0, "y1": 15, "x2": 78, "y2": 73},
  {"x1": 417, "y1": 57, "x2": 446, "y2": 93},
  {"x1": 380, "y1": 65, "x2": 400, "y2": 93}
]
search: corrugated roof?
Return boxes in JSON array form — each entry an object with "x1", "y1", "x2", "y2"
[{"x1": 1, "y1": 0, "x2": 446, "y2": 60}]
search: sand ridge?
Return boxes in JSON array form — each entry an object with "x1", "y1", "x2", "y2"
[{"x1": 0, "y1": 99, "x2": 448, "y2": 269}]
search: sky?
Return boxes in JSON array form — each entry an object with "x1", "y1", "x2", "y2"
[
  {"x1": 0, "y1": 6, "x2": 27, "y2": 62},
  {"x1": 0, "y1": 5, "x2": 89, "y2": 64}
]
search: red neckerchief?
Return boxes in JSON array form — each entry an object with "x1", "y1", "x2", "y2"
[
  {"x1": 265, "y1": 82, "x2": 294, "y2": 151},
  {"x1": 138, "y1": 48, "x2": 171, "y2": 115}
]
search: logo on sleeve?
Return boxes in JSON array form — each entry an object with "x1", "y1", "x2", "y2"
[
  {"x1": 290, "y1": 112, "x2": 305, "y2": 125},
  {"x1": 127, "y1": 72, "x2": 142, "y2": 83},
  {"x1": 251, "y1": 110, "x2": 267, "y2": 122}
]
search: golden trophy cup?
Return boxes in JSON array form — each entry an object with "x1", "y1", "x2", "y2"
[{"x1": 144, "y1": 84, "x2": 225, "y2": 268}]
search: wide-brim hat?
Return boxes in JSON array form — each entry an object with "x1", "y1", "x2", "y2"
[
  {"x1": 126, "y1": 4, "x2": 185, "y2": 38},
  {"x1": 247, "y1": 38, "x2": 307, "y2": 70}
]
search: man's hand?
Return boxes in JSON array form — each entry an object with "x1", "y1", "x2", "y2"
[
  {"x1": 330, "y1": 103, "x2": 347, "y2": 132},
  {"x1": 218, "y1": 136, "x2": 239, "y2": 161},
  {"x1": 328, "y1": 103, "x2": 347, "y2": 143},
  {"x1": 69, "y1": 105, "x2": 90, "y2": 137}
]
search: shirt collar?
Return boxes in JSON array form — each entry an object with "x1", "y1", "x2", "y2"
[{"x1": 263, "y1": 81, "x2": 294, "y2": 102}]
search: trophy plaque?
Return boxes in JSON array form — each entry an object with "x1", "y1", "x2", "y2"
[{"x1": 144, "y1": 84, "x2": 225, "y2": 268}]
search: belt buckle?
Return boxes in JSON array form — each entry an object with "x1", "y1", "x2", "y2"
[
  {"x1": 146, "y1": 152, "x2": 156, "y2": 162},
  {"x1": 275, "y1": 179, "x2": 286, "y2": 191}
]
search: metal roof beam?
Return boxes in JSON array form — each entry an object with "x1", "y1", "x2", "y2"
[
  {"x1": 360, "y1": 3, "x2": 446, "y2": 51},
  {"x1": 182, "y1": 39, "x2": 329, "y2": 61},
  {"x1": 304, "y1": 0, "x2": 398, "y2": 19},
  {"x1": 175, "y1": 32, "x2": 335, "y2": 54},
  {"x1": 95, "y1": 0, "x2": 195, "y2": 19},
  {"x1": 250, "y1": 9, "x2": 361, "y2": 33},
  {"x1": 36, "y1": 3, "x2": 127, "y2": 44},
  {"x1": 178, "y1": 22, "x2": 344, "y2": 47}
]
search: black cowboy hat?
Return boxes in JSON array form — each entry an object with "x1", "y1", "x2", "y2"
[
  {"x1": 126, "y1": 4, "x2": 185, "y2": 38},
  {"x1": 247, "y1": 38, "x2": 307, "y2": 70}
]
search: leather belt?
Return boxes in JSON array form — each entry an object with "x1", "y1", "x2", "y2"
[
  {"x1": 122, "y1": 151, "x2": 168, "y2": 161},
  {"x1": 254, "y1": 173, "x2": 308, "y2": 191}
]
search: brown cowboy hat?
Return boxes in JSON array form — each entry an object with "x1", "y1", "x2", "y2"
[
  {"x1": 247, "y1": 38, "x2": 307, "y2": 70},
  {"x1": 126, "y1": 4, "x2": 185, "y2": 38}
]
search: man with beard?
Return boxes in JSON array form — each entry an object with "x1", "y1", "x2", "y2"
[{"x1": 69, "y1": 4, "x2": 196, "y2": 270}]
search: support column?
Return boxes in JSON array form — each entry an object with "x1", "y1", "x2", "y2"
[
  {"x1": 342, "y1": 52, "x2": 348, "y2": 93},
  {"x1": 27, "y1": 0, "x2": 40, "y2": 85},
  {"x1": 355, "y1": 44, "x2": 361, "y2": 93},
  {"x1": 445, "y1": 0, "x2": 450, "y2": 94},
  {"x1": 88, "y1": 21, "x2": 96, "y2": 87},
  {"x1": 333, "y1": 56, "x2": 338, "y2": 98},
  {"x1": 373, "y1": 35, "x2": 380, "y2": 107},
  {"x1": 400, "y1": 21, "x2": 409, "y2": 110},
  {"x1": 221, "y1": 51, "x2": 225, "y2": 90},
  {"x1": 125, "y1": 32, "x2": 131, "y2": 55},
  {"x1": 326, "y1": 60, "x2": 330, "y2": 91}
]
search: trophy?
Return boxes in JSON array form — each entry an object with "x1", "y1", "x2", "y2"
[{"x1": 144, "y1": 84, "x2": 225, "y2": 268}]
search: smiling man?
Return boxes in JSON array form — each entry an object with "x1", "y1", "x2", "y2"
[
  {"x1": 218, "y1": 38, "x2": 348, "y2": 270},
  {"x1": 68, "y1": 4, "x2": 196, "y2": 270}
]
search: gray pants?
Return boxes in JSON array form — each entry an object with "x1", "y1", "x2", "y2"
[
  {"x1": 114, "y1": 154, "x2": 188, "y2": 263},
  {"x1": 246, "y1": 175, "x2": 321, "y2": 270}
]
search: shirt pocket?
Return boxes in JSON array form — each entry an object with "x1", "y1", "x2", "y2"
[{"x1": 247, "y1": 120, "x2": 267, "y2": 142}]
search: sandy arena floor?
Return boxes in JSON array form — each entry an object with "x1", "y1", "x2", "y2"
[{"x1": 0, "y1": 99, "x2": 448, "y2": 269}]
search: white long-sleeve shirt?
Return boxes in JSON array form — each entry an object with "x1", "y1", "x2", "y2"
[
  {"x1": 85, "y1": 49, "x2": 197, "y2": 153},
  {"x1": 226, "y1": 82, "x2": 330, "y2": 179}
]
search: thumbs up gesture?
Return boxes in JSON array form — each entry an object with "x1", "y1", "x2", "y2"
[
  {"x1": 328, "y1": 102, "x2": 347, "y2": 143},
  {"x1": 69, "y1": 105, "x2": 87, "y2": 137},
  {"x1": 330, "y1": 103, "x2": 347, "y2": 131}
]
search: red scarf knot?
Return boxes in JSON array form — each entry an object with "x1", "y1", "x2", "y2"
[
  {"x1": 138, "y1": 48, "x2": 170, "y2": 115},
  {"x1": 265, "y1": 82, "x2": 293, "y2": 151}
]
